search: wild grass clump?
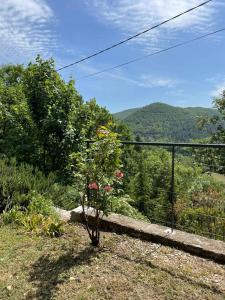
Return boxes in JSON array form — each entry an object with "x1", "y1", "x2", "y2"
[
  {"x1": 1, "y1": 191, "x2": 64, "y2": 237},
  {"x1": 0, "y1": 158, "x2": 68, "y2": 236}
]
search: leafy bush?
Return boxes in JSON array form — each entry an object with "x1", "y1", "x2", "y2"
[
  {"x1": 71, "y1": 125, "x2": 123, "y2": 246},
  {"x1": 27, "y1": 192, "x2": 54, "y2": 215},
  {"x1": 0, "y1": 158, "x2": 55, "y2": 211},
  {"x1": 49, "y1": 184, "x2": 80, "y2": 210},
  {"x1": 2, "y1": 206, "x2": 24, "y2": 225},
  {"x1": 111, "y1": 195, "x2": 148, "y2": 221},
  {"x1": 187, "y1": 174, "x2": 225, "y2": 208},
  {"x1": 178, "y1": 207, "x2": 225, "y2": 239},
  {"x1": 2, "y1": 205, "x2": 63, "y2": 237},
  {"x1": 0, "y1": 163, "x2": 64, "y2": 237},
  {"x1": 0, "y1": 158, "x2": 79, "y2": 212},
  {"x1": 175, "y1": 173, "x2": 225, "y2": 240},
  {"x1": 19, "y1": 214, "x2": 63, "y2": 237}
]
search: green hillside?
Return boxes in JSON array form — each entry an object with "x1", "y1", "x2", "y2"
[
  {"x1": 114, "y1": 107, "x2": 139, "y2": 120},
  {"x1": 114, "y1": 102, "x2": 219, "y2": 142}
]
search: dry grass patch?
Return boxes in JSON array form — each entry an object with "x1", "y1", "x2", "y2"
[{"x1": 0, "y1": 223, "x2": 225, "y2": 299}]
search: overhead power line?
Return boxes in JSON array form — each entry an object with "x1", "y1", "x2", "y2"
[
  {"x1": 78, "y1": 27, "x2": 225, "y2": 80},
  {"x1": 56, "y1": 0, "x2": 213, "y2": 72}
]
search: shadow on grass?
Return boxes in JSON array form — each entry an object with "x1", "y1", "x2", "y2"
[
  {"x1": 26, "y1": 245, "x2": 100, "y2": 300},
  {"x1": 26, "y1": 236, "x2": 224, "y2": 299}
]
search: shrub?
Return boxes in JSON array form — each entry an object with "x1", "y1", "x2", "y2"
[
  {"x1": 175, "y1": 173, "x2": 225, "y2": 240},
  {"x1": 50, "y1": 184, "x2": 80, "y2": 210},
  {"x1": 2, "y1": 206, "x2": 24, "y2": 225},
  {"x1": 178, "y1": 206, "x2": 225, "y2": 239},
  {"x1": 2, "y1": 207, "x2": 63, "y2": 237},
  {"x1": 187, "y1": 174, "x2": 225, "y2": 208},
  {"x1": 111, "y1": 195, "x2": 148, "y2": 221},
  {"x1": 0, "y1": 158, "x2": 55, "y2": 211},
  {"x1": 0, "y1": 157, "x2": 79, "y2": 212},
  {"x1": 27, "y1": 192, "x2": 54, "y2": 216},
  {"x1": 1, "y1": 183, "x2": 64, "y2": 237},
  {"x1": 19, "y1": 213, "x2": 63, "y2": 237},
  {"x1": 71, "y1": 125, "x2": 123, "y2": 246}
]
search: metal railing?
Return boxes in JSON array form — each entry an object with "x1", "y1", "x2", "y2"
[{"x1": 87, "y1": 140, "x2": 225, "y2": 241}]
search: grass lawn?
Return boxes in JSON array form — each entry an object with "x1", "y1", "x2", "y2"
[{"x1": 0, "y1": 223, "x2": 225, "y2": 300}]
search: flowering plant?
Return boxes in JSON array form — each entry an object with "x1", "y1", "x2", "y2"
[{"x1": 71, "y1": 125, "x2": 123, "y2": 246}]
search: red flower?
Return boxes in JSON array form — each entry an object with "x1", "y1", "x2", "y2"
[
  {"x1": 88, "y1": 182, "x2": 98, "y2": 190},
  {"x1": 103, "y1": 185, "x2": 113, "y2": 192},
  {"x1": 115, "y1": 170, "x2": 124, "y2": 179}
]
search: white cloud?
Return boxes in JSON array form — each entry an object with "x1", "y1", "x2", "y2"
[
  {"x1": 87, "y1": 0, "x2": 222, "y2": 51},
  {"x1": 0, "y1": 0, "x2": 57, "y2": 65},
  {"x1": 136, "y1": 75, "x2": 177, "y2": 88},
  {"x1": 211, "y1": 79, "x2": 225, "y2": 97},
  {"x1": 84, "y1": 69, "x2": 177, "y2": 88},
  {"x1": 75, "y1": 59, "x2": 178, "y2": 88}
]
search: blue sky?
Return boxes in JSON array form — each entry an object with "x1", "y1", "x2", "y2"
[{"x1": 0, "y1": 0, "x2": 225, "y2": 112}]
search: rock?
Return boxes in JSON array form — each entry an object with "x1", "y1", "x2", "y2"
[{"x1": 69, "y1": 276, "x2": 75, "y2": 281}]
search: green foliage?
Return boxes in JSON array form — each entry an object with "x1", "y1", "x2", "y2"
[
  {"x1": 114, "y1": 102, "x2": 219, "y2": 142},
  {"x1": 0, "y1": 57, "x2": 129, "y2": 181},
  {"x1": 2, "y1": 192, "x2": 63, "y2": 237},
  {"x1": 178, "y1": 207, "x2": 225, "y2": 239},
  {"x1": 0, "y1": 65, "x2": 33, "y2": 163},
  {"x1": 127, "y1": 148, "x2": 171, "y2": 220},
  {"x1": 27, "y1": 192, "x2": 54, "y2": 216},
  {"x1": 2, "y1": 209, "x2": 63, "y2": 237},
  {"x1": 22, "y1": 55, "x2": 84, "y2": 175},
  {"x1": 124, "y1": 147, "x2": 204, "y2": 224},
  {"x1": 2, "y1": 206, "x2": 24, "y2": 225},
  {"x1": 73, "y1": 125, "x2": 123, "y2": 213},
  {"x1": 19, "y1": 214, "x2": 63, "y2": 237},
  {"x1": 71, "y1": 125, "x2": 123, "y2": 245},
  {"x1": 187, "y1": 174, "x2": 225, "y2": 203},
  {"x1": 49, "y1": 184, "x2": 80, "y2": 210},
  {"x1": 0, "y1": 157, "x2": 80, "y2": 214},
  {"x1": 196, "y1": 90, "x2": 225, "y2": 174},
  {"x1": 114, "y1": 107, "x2": 139, "y2": 120},
  {"x1": 175, "y1": 173, "x2": 225, "y2": 239},
  {"x1": 111, "y1": 195, "x2": 148, "y2": 221},
  {"x1": 0, "y1": 158, "x2": 55, "y2": 212}
]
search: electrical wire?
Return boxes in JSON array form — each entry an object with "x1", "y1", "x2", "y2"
[
  {"x1": 56, "y1": 0, "x2": 213, "y2": 72},
  {"x1": 78, "y1": 27, "x2": 225, "y2": 80}
]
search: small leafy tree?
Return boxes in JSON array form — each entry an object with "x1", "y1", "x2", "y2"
[{"x1": 71, "y1": 125, "x2": 123, "y2": 246}]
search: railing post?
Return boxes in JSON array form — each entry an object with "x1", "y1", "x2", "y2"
[
  {"x1": 86, "y1": 140, "x2": 90, "y2": 205},
  {"x1": 170, "y1": 145, "x2": 176, "y2": 229}
]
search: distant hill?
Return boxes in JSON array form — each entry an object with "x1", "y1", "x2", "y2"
[
  {"x1": 114, "y1": 107, "x2": 139, "y2": 120},
  {"x1": 114, "y1": 102, "x2": 219, "y2": 142}
]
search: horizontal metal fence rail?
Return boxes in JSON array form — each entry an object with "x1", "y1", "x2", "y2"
[
  {"x1": 87, "y1": 140, "x2": 225, "y2": 148},
  {"x1": 119, "y1": 141, "x2": 225, "y2": 148}
]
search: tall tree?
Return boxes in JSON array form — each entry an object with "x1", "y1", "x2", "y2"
[
  {"x1": 0, "y1": 56, "x2": 131, "y2": 180},
  {"x1": 0, "y1": 65, "x2": 34, "y2": 161},
  {"x1": 22, "y1": 56, "x2": 84, "y2": 175}
]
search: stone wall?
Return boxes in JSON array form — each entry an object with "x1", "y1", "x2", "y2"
[{"x1": 56, "y1": 206, "x2": 225, "y2": 264}]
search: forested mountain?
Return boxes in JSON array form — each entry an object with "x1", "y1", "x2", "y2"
[
  {"x1": 114, "y1": 102, "x2": 220, "y2": 142},
  {"x1": 114, "y1": 107, "x2": 139, "y2": 120}
]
